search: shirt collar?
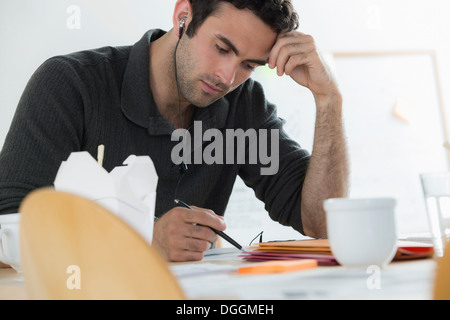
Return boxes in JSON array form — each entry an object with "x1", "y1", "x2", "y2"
[{"x1": 121, "y1": 29, "x2": 230, "y2": 136}]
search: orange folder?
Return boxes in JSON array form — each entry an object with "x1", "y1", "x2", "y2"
[
  {"x1": 238, "y1": 259, "x2": 318, "y2": 274},
  {"x1": 244, "y1": 239, "x2": 434, "y2": 265},
  {"x1": 252, "y1": 239, "x2": 332, "y2": 254}
]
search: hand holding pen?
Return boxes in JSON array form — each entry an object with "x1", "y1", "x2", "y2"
[
  {"x1": 174, "y1": 200, "x2": 244, "y2": 251},
  {"x1": 152, "y1": 200, "x2": 230, "y2": 262}
]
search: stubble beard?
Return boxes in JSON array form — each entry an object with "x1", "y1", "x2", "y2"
[{"x1": 175, "y1": 38, "x2": 229, "y2": 108}]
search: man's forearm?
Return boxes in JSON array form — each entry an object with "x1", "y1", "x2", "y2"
[
  {"x1": 267, "y1": 30, "x2": 350, "y2": 238},
  {"x1": 301, "y1": 92, "x2": 350, "y2": 238}
]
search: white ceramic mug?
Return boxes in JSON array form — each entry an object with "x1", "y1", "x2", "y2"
[
  {"x1": 0, "y1": 213, "x2": 21, "y2": 272},
  {"x1": 324, "y1": 198, "x2": 397, "y2": 268}
]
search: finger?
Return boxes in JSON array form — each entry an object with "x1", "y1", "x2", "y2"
[
  {"x1": 167, "y1": 248, "x2": 205, "y2": 262},
  {"x1": 268, "y1": 32, "x2": 298, "y2": 65},
  {"x1": 186, "y1": 237, "x2": 214, "y2": 252},
  {"x1": 284, "y1": 53, "x2": 310, "y2": 76},
  {"x1": 164, "y1": 230, "x2": 212, "y2": 257},
  {"x1": 274, "y1": 42, "x2": 316, "y2": 76},
  {"x1": 268, "y1": 32, "x2": 315, "y2": 68},
  {"x1": 185, "y1": 223, "x2": 219, "y2": 244},
  {"x1": 184, "y1": 206, "x2": 227, "y2": 232},
  {"x1": 164, "y1": 233, "x2": 216, "y2": 262},
  {"x1": 175, "y1": 234, "x2": 213, "y2": 252},
  {"x1": 154, "y1": 208, "x2": 218, "y2": 262}
]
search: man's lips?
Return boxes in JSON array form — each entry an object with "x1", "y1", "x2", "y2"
[{"x1": 201, "y1": 80, "x2": 223, "y2": 95}]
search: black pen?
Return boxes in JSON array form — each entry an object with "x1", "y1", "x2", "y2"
[{"x1": 174, "y1": 199, "x2": 245, "y2": 251}]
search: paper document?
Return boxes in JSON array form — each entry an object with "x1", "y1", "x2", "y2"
[{"x1": 170, "y1": 263, "x2": 239, "y2": 278}]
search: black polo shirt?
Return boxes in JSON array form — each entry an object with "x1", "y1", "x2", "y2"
[{"x1": 0, "y1": 29, "x2": 310, "y2": 234}]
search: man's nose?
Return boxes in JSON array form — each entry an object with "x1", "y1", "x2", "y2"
[{"x1": 215, "y1": 62, "x2": 237, "y2": 87}]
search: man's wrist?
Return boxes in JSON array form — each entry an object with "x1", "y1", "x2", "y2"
[{"x1": 314, "y1": 89, "x2": 343, "y2": 113}]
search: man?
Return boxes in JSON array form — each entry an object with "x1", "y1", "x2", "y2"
[{"x1": 0, "y1": 0, "x2": 349, "y2": 262}]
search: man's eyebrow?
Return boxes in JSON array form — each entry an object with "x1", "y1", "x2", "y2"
[
  {"x1": 216, "y1": 34, "x2": 240, "y2": 55},
  {"x1": 247, "y1": 58, "x2": 267, "y2": 66},
  {"x1": 215, "y1": 34, "x2": 267, "y2": 66}
]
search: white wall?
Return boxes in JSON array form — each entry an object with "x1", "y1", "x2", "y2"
[
  {"x1": 228, "y1": 0, "x2": 450, "y2": 245},
  {"x1": 1, "y1": 1, "x2": 450, "y2": 245},
  {"x1": 0, "y1": 0, "x2": 173, "y2": 146}
]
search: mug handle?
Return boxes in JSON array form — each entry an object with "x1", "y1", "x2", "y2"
[{"x1": 0, "y1": 228, "x2": 15, "y2": 266}]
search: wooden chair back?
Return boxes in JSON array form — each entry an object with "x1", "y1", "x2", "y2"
[{"x1": 19, "y1": 188, "x2": 185, "y2": 299}]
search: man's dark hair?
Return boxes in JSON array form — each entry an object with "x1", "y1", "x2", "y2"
[{"x1": 186, "y1": 0, "x2": 299, "y2": 38}]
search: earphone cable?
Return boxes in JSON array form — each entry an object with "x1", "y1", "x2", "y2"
[
  {"x1": 174, "y1": 37, "x2": 183, "y2": 130},
  {"x1": 173, "y1": 29, "x2": 186, "y2": 202}
]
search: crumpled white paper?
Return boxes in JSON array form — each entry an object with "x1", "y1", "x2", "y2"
[{"x1": 53, "y1": 152, "x2": 158, "y2": 244}]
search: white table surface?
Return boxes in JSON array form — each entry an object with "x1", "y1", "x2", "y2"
[{"x1": 0, "y1": 247, "x2": 437, "y2": 300}]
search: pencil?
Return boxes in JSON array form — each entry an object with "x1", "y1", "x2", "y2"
[{"x1": 174, "y1": 199, "x2": 245, "y2": 251}]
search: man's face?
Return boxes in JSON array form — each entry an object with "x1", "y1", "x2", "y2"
[{"x1": 176, "y1": 3, "x2": 278, "y2": 107}]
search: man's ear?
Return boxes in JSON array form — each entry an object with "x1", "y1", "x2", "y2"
[{"x1": 172, "y1": 0, "x2": 192, "y2": 38}]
